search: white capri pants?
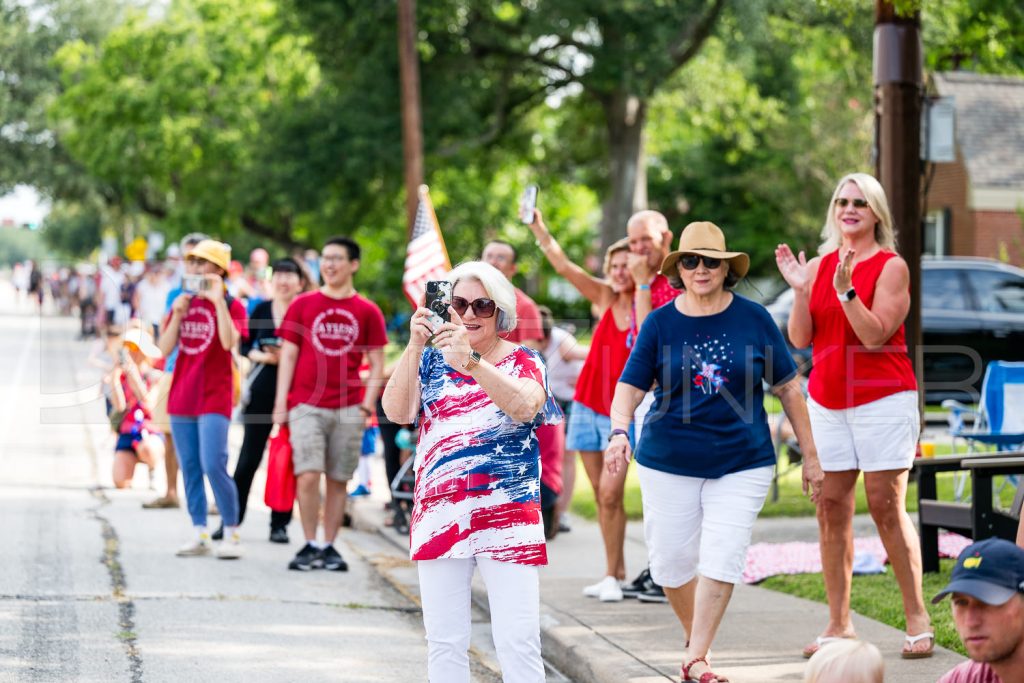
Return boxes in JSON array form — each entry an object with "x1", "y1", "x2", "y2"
[
  {"x1": 637, "y1": 463, "x2": 774, "y2": 586},
  {"x1": 417, "y1": 557, "x2": 544, "y2": 683}
]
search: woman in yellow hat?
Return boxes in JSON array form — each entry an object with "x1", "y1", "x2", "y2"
[{"x1": 158, "y1": 239, "x2": 249, "y2": 560}]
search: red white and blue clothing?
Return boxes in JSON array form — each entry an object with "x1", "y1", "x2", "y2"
[{"x1": 410, "y1": 346, "x2": 562, "y2": 566}]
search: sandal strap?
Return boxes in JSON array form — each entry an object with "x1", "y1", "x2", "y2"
[
  {"x1": 905, "y1": 631, "x2": 934, "y2": 645},
  {"x1": 682, "y1": 656, "x2": 708, "y2": 679}
]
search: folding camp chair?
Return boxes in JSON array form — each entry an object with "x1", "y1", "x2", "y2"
[{"x1": 942, "y1": 361, "x2": 1024, "y2": 500}]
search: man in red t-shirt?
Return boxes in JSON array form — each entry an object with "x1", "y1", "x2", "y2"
[
  {"x1": 934, "y1": 538, "x2": 1024, "y2": 683},
  {"x1": 626, "y1": 210, "x2": 677, "y2": 332},
  {"x1": 273, "y1": 236, "x2": 387, "y2": 573}
]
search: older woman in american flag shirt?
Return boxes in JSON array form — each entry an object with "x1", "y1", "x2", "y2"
[{"x1": 382, "y1": 260, "x2": 561, "y2": 683}]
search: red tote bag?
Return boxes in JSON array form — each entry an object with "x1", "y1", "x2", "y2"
[{"x1": 264, "y1": 425, "x2": 296, "y2": 512}]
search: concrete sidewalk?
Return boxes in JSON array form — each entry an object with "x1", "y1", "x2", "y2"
[{"x1": 349, "y1": 485, "x2": 965, "y2": 683}]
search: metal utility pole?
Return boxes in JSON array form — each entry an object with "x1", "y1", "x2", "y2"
[
  {"x1": 874, "y1": 1, "x2": 924, "y2": 389},
  {"x1": 398, "y1": 0, "x2": 424, "y2": 236}
]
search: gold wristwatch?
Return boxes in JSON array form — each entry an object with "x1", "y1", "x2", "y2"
[{"x1": 462, "y1": 351, "x2": 482, "y2": 371}]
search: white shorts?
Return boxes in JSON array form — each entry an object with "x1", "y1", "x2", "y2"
[
  {"x1": 637, "y1": 463, "x2": 773, "y2": 587},
  {"x1": 808, "y1": 391, "x2": 920, "y2": 472}
]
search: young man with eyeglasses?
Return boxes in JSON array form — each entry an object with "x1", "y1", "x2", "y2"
[{"x1": 273, "y1": 236, "x2": 387, "y2": 572}]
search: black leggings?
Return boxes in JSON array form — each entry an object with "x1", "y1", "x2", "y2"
[{"x1": 234, "y1": 419, "x2": 292, "y2": 530}]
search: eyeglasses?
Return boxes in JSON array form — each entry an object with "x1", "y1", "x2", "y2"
[
  {"x1": 451, "y1": 296, "x2": 497, "y2": 318},
  {"x1": 834, "y1": 197, "x2": 870, "y2": 209},
  {"x1": 679, "y1": 254, "x2": 723, "y2": 270}
]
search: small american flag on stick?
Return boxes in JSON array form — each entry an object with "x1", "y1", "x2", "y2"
[{"x1": 402, "y1": 185, "x2": 451, "y2": 309}]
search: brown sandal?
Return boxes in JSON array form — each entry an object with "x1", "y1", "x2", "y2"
[{"x1": 681, "y1": 656, "x2": 729, "y2": 683}]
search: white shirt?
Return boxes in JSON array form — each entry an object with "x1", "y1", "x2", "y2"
[{"x1": 543, "y1": 326, "x2": 584, "y2": 403}]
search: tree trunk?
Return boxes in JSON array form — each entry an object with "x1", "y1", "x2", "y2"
[{"x1": 600, "y1": 91, "x2": 648, "y2": 257}]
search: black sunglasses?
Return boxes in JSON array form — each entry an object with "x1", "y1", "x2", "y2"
[
  {"x1": 834, "y1": 197, "x2": 870, "y2": 209},
  {"x1": 679, "y1": 254, "x2": 723, "y2": 270},
  {"x1": 451, "y1": 296, "x2": 497, "y2": 318}
]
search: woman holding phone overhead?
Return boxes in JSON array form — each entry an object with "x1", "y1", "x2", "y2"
[
  {"x1": 382, "y1": 261, "x2": 561, "y2": 683},
  {"x1": 528, "y1": 210, "x2": 638, "y2": 602}
]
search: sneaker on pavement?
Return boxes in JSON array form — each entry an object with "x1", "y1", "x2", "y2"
[
  {"x1": 176, "y1": 536, "x2": 211, "y2": 557},
  {"x1": 288, "y1": 543, "x2": 323, "y2": 571},
  {"x1": 558, "y1": 513, "x2": 571, "y2": 534},
  {"x1": 621, "y1": 567, "x2": 653, "y2": 599},
  {"x1": 349, "y1": 484, "x2": 371, "y2": 497},
  {"x1": 142, "y1": 496, "x2": 179, "y2": 509},
  {"x1": 583, "y1": 575, "x2": 622, "y2": 600},
  {"x1": 599, "y1": 576, "x2": 624, "y2": 602},
  {"x1": 637, "y1": 582, "x2": 668, "y2": 603},
  {"x1": 211, "y1": 524, "x2": 224, "y2": 541},
  {"x1": 269, "y1": 527, "x2": 289, "y2": 544},
  {"x1": 321, "y1": 544, "x2": 349, "y2": 572},
  {"x1": 216, "y1": 532, "x2": 243, "y2": 560}
]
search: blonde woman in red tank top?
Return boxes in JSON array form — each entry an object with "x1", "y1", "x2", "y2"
[{"x1": 775, "y1": 173, "x2": 933, "y2": 660}]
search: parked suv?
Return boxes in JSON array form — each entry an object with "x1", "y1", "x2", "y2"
[{"x1": 764, "y1": 257, "x2": 1024, "y2": 403}]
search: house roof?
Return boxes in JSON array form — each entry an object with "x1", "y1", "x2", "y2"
[{"x1": 933, "y1": 72, "x2": 1024, "y2": 189}]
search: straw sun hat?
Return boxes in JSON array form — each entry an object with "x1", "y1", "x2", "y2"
[{"x1": 660, "y1": 221, "x2": 750, "y2": 280}]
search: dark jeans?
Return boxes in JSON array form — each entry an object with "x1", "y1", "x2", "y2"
[
  {"x1": 540, "y1": 481, "x2": 558, "y2": 540},
  {"x1": 234, "y1": 419, "x2": 292, "y2": 530}
]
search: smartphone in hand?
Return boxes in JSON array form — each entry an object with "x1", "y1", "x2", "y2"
[
  {"x1": 519, "y1": 185, "x2": 539, "y2": 224},
  {"x1": 424, "y1": 280, "x2": 452, "y2": 330}
]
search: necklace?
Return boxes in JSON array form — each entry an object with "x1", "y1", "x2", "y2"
[{"x1": 476, "y1": 336, "x2": 502, "y2": 362}]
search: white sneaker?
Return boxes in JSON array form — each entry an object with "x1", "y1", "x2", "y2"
[
  {"x1": 583, "y1": 576, "x2": 622, "y2": 600},
  {"x1": 176, "y1": 537, "x2": 211, "y2": 557},
  {"x1": 599, "y1": 576, "x2": 624, "y2": 602},
  {"x1": 216, "y1": 532, "x2": 243, "y2": 560}
]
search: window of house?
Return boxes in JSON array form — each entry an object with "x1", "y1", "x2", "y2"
[{"x1": 923, "y1": 209, "x2": 950, "y2": 256}]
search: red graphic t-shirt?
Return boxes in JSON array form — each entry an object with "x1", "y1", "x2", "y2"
[
  {"x1": 168, "y1": 297, "x2": 248, "y2": 417},
  {"x1": 279, "y1": 291, "x2": 387, "y2": 409}
]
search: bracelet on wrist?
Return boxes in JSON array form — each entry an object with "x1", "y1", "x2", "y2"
[{"x1": 637, "y1": 284, "x2": 651, "y2": 291}]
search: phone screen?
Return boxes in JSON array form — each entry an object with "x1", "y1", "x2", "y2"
[
  {"x1": 424, "y1": 280, "x2": 452, "y2": 328},
  {"x1": 519, "y1": 185, "x2": 539, "y2": 224}
]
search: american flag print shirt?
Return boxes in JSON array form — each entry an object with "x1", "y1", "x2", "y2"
[{"x1": 410, "y1": 346, "x2": 563, "y2": 565}]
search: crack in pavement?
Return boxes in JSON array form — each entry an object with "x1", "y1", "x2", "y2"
[{"x1": 89, "y1": 487, "x2": 144, "y2": 683}]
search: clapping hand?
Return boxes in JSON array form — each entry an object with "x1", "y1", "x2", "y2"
[
  {"x1": 833, "y1": 248, "x2": 855, "y2": 294},
  {"x1": 775, "y1": 244, "x2": 811, "y2": 293}
]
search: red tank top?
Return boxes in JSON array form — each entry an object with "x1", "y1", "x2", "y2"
[
  {"x1": 573, "y1": 306, "x2": 631, "y2": 416},
  {"x1": 807, "y1": 250, "x2": 917, "y2": 409}
]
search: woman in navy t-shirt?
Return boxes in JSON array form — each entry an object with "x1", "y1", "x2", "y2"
[{"x1": 604, "y1": 222, "x2": 822, "y2": 683}]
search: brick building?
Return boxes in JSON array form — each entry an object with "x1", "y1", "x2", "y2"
[{"x1": 925, "y1": 72, "x2": 1024, "y2": 266}]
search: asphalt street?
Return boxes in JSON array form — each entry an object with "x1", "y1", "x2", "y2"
[{"x1": 0, "y1": 283, "x2": 513, "y2": 683}]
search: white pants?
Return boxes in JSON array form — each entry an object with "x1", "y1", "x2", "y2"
[
  {"x1": 417, "y1": 557, "x2": 544, "y2": 683},
  {"x1": 637, "y1": 463, "x2": 774, "y2": 586}
]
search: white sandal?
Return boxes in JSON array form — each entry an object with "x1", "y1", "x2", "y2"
[{"x1": 901, "y1": 631, "x2": 935, "y2": 659}]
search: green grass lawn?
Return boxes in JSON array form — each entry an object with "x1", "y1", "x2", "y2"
[{"x1": 759, "y1": 560, "x2": 966, "y2": 656}]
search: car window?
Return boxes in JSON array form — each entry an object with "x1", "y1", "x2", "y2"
[
  {"x1": 966, "y1": 270, "x2": 1024, "y2": 313},
  {"x1": 922, "y1": 268, "x2": 969, "y2": 310}
]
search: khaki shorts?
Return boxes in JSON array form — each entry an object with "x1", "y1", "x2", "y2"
[{"x1": 288, "y1": 404, "x2": 363, "y2": 482}]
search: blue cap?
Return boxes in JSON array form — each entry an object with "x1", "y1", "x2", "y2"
[{"x1": 932, "y1": 538, "x2": 1024, "y2": 605}]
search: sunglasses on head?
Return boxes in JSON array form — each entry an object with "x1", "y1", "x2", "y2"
[
  {"x1": 679, "y1": 254, "x2": 723, "y2": 270},
  {"x1": 834, "y1": 197, "x2": 870, "y2": 209},
  {"x1": 451, "y1": 296, "x2": 497, "y2": 318}
]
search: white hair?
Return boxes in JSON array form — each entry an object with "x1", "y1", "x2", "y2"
[
  {"x1": 445, "y1": 261, "x2": 518, "y2": 332},
  {"x1": 804, "y1": 639, "x2": 884, "y2": 683}
]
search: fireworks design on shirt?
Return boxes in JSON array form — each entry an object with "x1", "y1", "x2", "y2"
[{"x1": 687, "y1": 336, "x2": 733, "y2": 395}]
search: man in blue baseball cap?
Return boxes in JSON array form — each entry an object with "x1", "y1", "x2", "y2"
[{"x1": 934, "y1": 538, "x2": 1024, "y2": 683}]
